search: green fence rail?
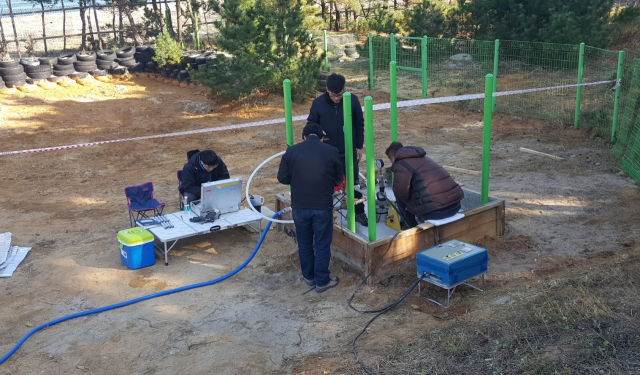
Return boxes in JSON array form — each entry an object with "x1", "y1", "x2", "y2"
[{"x1": 319, "y1": 30, "x2": 640, "y2": 183}]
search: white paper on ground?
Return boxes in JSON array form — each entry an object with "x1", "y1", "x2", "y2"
[{"x1": 0, "y1": 247, "x2": 32, "y2": 277}]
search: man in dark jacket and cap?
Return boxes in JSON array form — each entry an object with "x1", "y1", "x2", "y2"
[
  {"x1": 307, "y1": 73, "x2": 368, "y2": 227},
  {"x1": 386, "y1": 142, "x2": 464, "y2": 228},
  {"x1": 180, "y1": 150, "x2": 230, "y2": 205}
]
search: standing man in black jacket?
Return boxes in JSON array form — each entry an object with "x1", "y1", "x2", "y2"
[
  {"x1": 277, "y1": 123, "x2": 343, "y2": 293},
  {"x1": 180, "y1": 150, "x2": 230, "y2": 205},
  {"x1": 307, "y1": 73, "x2": 368, "y2": 227}
]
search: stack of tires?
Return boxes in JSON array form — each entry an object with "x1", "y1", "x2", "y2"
[
  {"x1": 22, "y1": 56, "x2": 54, "y2": 84},
  {"x1": 74, "y1": 51, "x2": 98, "y2": 76},
  {"x1": 0, "y1": 58, "x2": 27, "y2": 88},
  {"x1": 134, "y1": 45, "x2": 156, "y2": 72},
  {"x1": 113, "y1": 46, "x2": 137, "y2": 74},
  {"x1": 96, "y1": 50, "x2": 117, "y2": 77},
  {"x1": 344, "y1": 45, "x2": 359, "y2": 59},
  {"x1": 53, "y1": 53, "x2": 77, "y2": 77}
]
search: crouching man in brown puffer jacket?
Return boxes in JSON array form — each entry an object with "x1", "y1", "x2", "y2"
[{"x1": 385, "y1": 142, "x2": 464, "y2": 228}]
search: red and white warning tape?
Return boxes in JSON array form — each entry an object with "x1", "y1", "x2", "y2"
[{"x1": 0, "y1": 79, "x2": 619, "y2": 157}]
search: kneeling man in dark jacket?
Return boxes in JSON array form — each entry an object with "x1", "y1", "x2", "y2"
[
  {"x1": 180, "y1": 150, "x2": 230, "y2": 205},
  {"x1": 385, "y1": 142, "x2": 464, "y2": 228}
]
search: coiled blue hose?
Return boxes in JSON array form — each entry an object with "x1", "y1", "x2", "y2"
[{"x1": 0, "y1": 209, "x2": 287, "y2": 365}]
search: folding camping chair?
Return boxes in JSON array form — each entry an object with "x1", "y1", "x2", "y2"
[{"x1": 125, "y1": 182, "x2": 166, "y2": 227}]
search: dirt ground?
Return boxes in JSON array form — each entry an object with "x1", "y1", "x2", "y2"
[{"x1": 0, "y1": 75, "x2": 638, "y2": 375}]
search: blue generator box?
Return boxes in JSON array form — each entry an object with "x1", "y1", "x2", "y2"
[
  {"x1": 117, "y1": 227, "x2": 156, "y2": 269},
  {"x1": 416, "y1": 239, "x2": 489, "y2": 286}
]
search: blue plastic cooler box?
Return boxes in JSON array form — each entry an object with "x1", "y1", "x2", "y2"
[
  {"x1": 416, "y1": 239, "x2": 489, "y2": 286},
  {"x1": 117, "y1": 227, "x2": 156, "y2": 269}
]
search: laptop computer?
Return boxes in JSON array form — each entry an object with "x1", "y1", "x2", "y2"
[{"x1": 199, "y1": 177, "x2": 243, "y2": 214}]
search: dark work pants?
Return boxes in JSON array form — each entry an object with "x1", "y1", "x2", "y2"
[{"x1": 292, "y1": 208, "x2": 334, "y2": 287}]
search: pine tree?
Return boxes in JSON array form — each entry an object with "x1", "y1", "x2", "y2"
[{"x1": 196, "y1": 0, "x2": 324, "y2": 101}]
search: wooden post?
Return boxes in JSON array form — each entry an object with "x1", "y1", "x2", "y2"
[
  {"x1": 6, "y1": 0, "x2": 20, "y2": 56},
  {"x1": 112, "y1": 7, "x2": 117, "y2": 42},
  {"x1": 40, "y1": 2, "x2": 48, "y2": 53},
  {"x1": 61, "y1": 0, "x2": 67, "y2": 51},
  {"x1": 0, "y1": 8, "x2": 7, "y2": 53},
  {"x1": 176, "y1": 0, "x2": 182, "y2": 44},
  {"x1": 91, "y1": 0, "x2": 103, "y2": 50},
  {"x1": 119, "y1": 1, "x2": 123, "y2": 43}
]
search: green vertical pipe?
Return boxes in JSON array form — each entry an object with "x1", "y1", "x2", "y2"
[
  {"x1": 421, "y1": 35, "x2": 427, "y2": 99},
  {"x1": 390, "y1": 33, "x2": 396, "y2": 66},
  {"x1": 481, "y1": 74, "x2": 494, "y2": 205},
  {"x1": 368, "y1": 32, "x2": 374, "y2": 90},
  {"x1": 283, "y1": 79, "x2": 293, "y2": 147},
  {"x1": 390, "y1": 61, "x2": 398, "y2": 142},
  {"x1": 574, "y1": 43, "x2": 585, "y2": 128},
  {"x1": 612, "y1": 50, "x2": 625, "y2": 142},
  {"x1": 323, "y1": 30, "x2": 328, "y2": 71},
  {"x1": 343, "y1": 92, "x2": 356, "y2": 233},
  {"x1": 492, "y1": 39, "x2": 499, "y2": 112},
  {"x1": 364, "y1": 96, "x2": 376, "y2": 242},
  {"x1": 193, "y1": 12, "x2": 200, "y2": 50}
]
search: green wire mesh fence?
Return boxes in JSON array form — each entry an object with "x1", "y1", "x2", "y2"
[{"x1": 319, "y1": 31, "x2": 640, "y2": 183}]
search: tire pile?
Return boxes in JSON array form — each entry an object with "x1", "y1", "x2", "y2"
[{"x1": 317, "y1": 70, "x2": 330, "y2": 92}]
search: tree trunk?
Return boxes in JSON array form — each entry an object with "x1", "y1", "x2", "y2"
[
  {"x1": 334, "y1": 2, "x2": 340, "y2": 31},
  {"x1": 112, "y1": 9, "x2": 117, "y2": 42},
  {"x1": 320, "y1": 0, "x2": 325, "y2": 20},
  {"x1": 328, "y1": 1, "x2": 333, "y2": 31},
  {"x1": 124, "y1": 7, "x2": 142, "y2": 44},
  {"x1": 91, "y1": 0, "x2": 103, "y2": 50},
  {"x1": 165, "y1": 3, "x2": 175, "y2": 38},
  {"x1": 0, "y1": 7, "x2": 7, "y2": 53},
  {"x1": 80, "y1": 5, "x2": 87, "y2": 50},
  {"x1": 40, "y1": 2, "x2": 48, "y2": 53},
  {"x1": 394, "y1": 0, "x2": 397, "y2": 11},
  {"x1": 6, "y1": 0, "x2": 20, "y2": 56},
  {"x1": 176, "y1": 0, "x2": 182, "y2": 44},
  {"x1": 87, "y1": 14, "x2": 94, "y2": 49},
  {"x1": 118, "y1": 2, "x2": 123, "y2": 43},
  {"x1": 151, "y1": 0, "x2": 166, "y2": 33}
]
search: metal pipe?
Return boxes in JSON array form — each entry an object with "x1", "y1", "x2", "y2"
[
  {"x1": 364, "y1": 96, "x2": 376, "y2": 242},
  {"x1": 283, "y1": 79, "x2": 293, "y2": 148},
  {"x1": 390, "y1": 33, "x2": 396, "y2": 66},
  {"x1": 481, "y1": 74, "x2": 494, "y2": 205},
  {"x1": 421, "y1": 35, "x2": 427, "y2": 99},
  {"x1": 343, "y1": 92, "x2": 356, "y2": 232},
  {"x1": 368, "y1": 32, "x2": 374, "y2": 90},
  {"x1": 574, "y1": 42, "x2": 585, "y2": 128},
  {"x1": 323, "y1": 30, "x2": 328, "y2": 71},
  {"x1": 612, "y1": 50, "x2": 625, "y2": 142},
  {"x1": 390, "y1": 61, "x2": 398, "y2": 142},
  {"x1": 492, "y1": 39, "x2": 500, "y2": 112}
]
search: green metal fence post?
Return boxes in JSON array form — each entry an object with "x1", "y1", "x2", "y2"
[
  {"x1": 481, "y1": 74, "x2": 494, "y2": 205},
  {"x1": 390, "y1": 61, "x2": 398, "y2": 143},
  {"x1": 283, "y1": 79, "x2": 293, "y2": 147},
  {"x1": 390, "y1": 33, "x2": 396, "y2": 65},
  {"x1": 364, "y1": 96, "x2": 376, "y2": 241},
  {"x1": 574, "y1": 42, "x2": 585, "y2": 129},
  {"x1": 343, "y1": 92, "x2": 356, "y2": 232},
  {"x1": 492, "y1": 39, "x2": 499, "y2": 112},
  {"x1": 421, "y1": 35, "x2": 427, "y2": 99},
  {"x1": 612, "y1": 50, "x2": 625, "y2": 142},
  {"x1": 369, "y1": 32, "x2": 374, "y2": 90},
  {"x1": 323, "y1": 30, "x2": 328, "y2": 71}
]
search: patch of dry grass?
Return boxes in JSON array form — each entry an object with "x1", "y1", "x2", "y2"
[{"x1": 367, "y1": 249, "x2": 640, "y2": 374}]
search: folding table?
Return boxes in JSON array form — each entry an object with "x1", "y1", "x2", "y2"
[{"x1": 141, "y1": 209, "x2": 263, "y2": 265}]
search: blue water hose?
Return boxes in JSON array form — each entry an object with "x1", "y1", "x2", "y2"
[{"x1": 0, "y1": 209, "x2": 288, "y2": 365}]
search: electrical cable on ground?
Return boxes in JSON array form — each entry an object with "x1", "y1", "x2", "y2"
[
  {"x1": 347, "y1": 197, "x2": 426, "y2": 374},
  {"x1": 0, "y1": 209, "x2": 290, "y2": 365}
]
